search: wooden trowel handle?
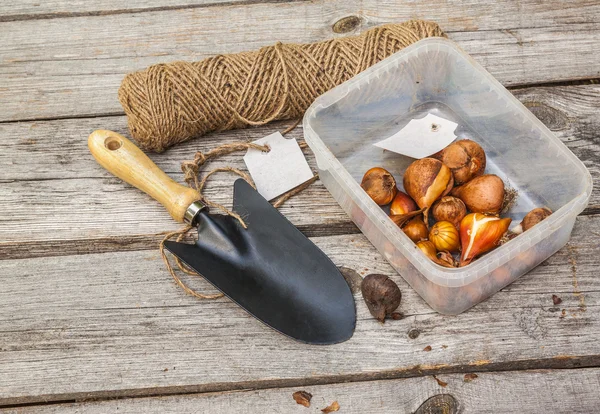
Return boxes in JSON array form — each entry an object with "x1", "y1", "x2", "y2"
[{"x1": 88, "y1": 130, "x2": 202, "y2": 223}]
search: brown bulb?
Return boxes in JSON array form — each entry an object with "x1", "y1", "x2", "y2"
[
  {"x1": 451, "y1": 174, "x2": 505, "y2": 215},
  {"x1": 432, "y1": 196, "x2": 467, "y2": 228},
  {"x1": 416, "y1": 240, "x2": 456, "y2": 268},
  {"x1": 390, "y1": 191, "x2": 417, "y2": 215},
  {"x1": 403, "y1": 158, "x2": 454, "y2": 222},
  {"x1": 429, "y1": 221, "x2": 460, "y2": 253},
  {"x1": 402, "y1": 217, "x2": 428, "y2": 243},
  {"x1": 521, "y1": 207, "x2": 552, "y2": 232},
  {"x1": 459, "y1": 213, "x2": 512, "y2": 266},
  {"x1": 361, "y1": 274, "x2": 402, "y2": 323},
  {"x1": 361, "y1": 167, "x2": 397, "y2": 205},
  {"x1": 434, "y1": 139, "x2": 486, "y2": 185}
]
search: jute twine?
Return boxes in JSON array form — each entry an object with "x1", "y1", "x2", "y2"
[
  {"x1": 119, "y1": 20, "x2": 445, "y2": 152},
  {"x1": 159, "y1": 119, "x2": 320, "y2": 299}
]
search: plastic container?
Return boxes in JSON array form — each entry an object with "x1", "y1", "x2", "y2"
[{"x1": 303, "y1": 38, "x2": 592, "y2": 314}]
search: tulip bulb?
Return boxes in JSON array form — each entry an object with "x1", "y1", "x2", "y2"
[
  {"x1": 390, "y1": 209, "x2": 424, "y2": 229},
  {"x1": 432, "y1": 196, "x2": 467, "y2": 228},
  {"x1": 402, "y1": 217, "x2": 428, "y2": 243},
  {"x1": 390, "y1": 191, "x2": 417, "y2": 216},
  {"x1": 429, "y1": 221, "x2": 460, "y2": 253},
  {"x1": 512, "y1": 207, "x2": 552, "y2": 234},
  {"x1": 403, "y1": 158, "x2": 454, "y2": 223},
  {"x1": 417, "y1": 240, "x2": 437, "y2": 258},
  {"x1": 437, "y1": 251, "x2": 458, "y2": 268},
  {"x1": 416, "y1": 240, "x2": 457, "y2": 268},
  {"x1": 451, "y1": 174, "x2": 505, "y2": 215},
  {"x1": 361, "y1": 167, "x2": 397, "y2": 205},
  {"x1": 434, "y1": 139, "x2": 486, "y2": 185},
  {"x1": 459, "y1": 213, "x2": 512, "y2": 266}
]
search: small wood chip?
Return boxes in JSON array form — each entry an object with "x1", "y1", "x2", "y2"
[
  {"x1": 321, "y1": 401, "x2": 340, "y2": 413},
  {"x1": 292, "y1": 391, "x2": 312, "y2": 407},
  {"x1": 552, "y1": 294, "x2": 562, "y2": 305},
  {"x1": 391, "y1": 312, "x2": 404, "y2": 320},
  {"x1": 441, "y1": 345, "x2": 448, "y2": 349},
  {"x1": 423, "y1": 345, "x2": 432, "y2": 352},
  {"x1": 464, "y1": 373, "x2": 478, "y2": 382},
  {"x1": 433, "y1": 375, "x2": 448, "y2": 387}
]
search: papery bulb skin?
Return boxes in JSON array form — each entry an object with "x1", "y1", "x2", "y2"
[{"x1": 416, "y1": 240, "x2": 457, "y2": 268}]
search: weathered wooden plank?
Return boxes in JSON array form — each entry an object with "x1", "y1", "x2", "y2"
[
  {"x1": 4, "y1": 368, "x2": 599, "y2": 413},
  {"x1": 0, "y1": 121, "x2": 355, "y2": 251},
  {"x1": 0, "y1": 85, "x2": 598, "y2": 259},
  {"x1": 1, "y1": 0, "x2": 598, "y2": 28},
  {"x1": 0, "y1": 2, "x2": 599, "y2": 122},
  {"x1": 0, "y1": 0, "x2": 275, "y2": 21},
  {"x1": 0, "y1": 215, "x2": 598, "y2": 405},
  {"x1": 2, "y1": 84, "x2": 598, "y2": 182}
]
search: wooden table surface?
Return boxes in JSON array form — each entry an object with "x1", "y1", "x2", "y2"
[{"x1": 1, "y1": 1, "x2": 599, "y2": 413}]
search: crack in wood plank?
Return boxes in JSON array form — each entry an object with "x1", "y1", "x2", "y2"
[
  {"x1": 0, "y1": 0, "x2": 306, "y2": 23},
  {"x1": 0, "y1": 355, "x2": 599, "y2": 407},
  {"x1": 0, "y1": 221, "x2": 361, "y2": 261},
  {"x1": 0, "y1": 228, "x2": 598, "y2": 405},
  {"x1": 2, "y1": 3, "x2": 600, "y2": 122},
  {"x1": 0, "y1": 80, "x2": 597, "y2": 125}
]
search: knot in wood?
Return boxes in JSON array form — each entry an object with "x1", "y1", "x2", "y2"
[
  {"x1": 332, "y1": 16, "x2": 361, "y2": 33},
  {"x1": 415, "y1": 394, "x2": 458, "y2": 414}
]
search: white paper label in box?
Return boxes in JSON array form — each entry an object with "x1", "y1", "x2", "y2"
[
  {"x1": 244, "y1": 132, "x2": 314, "y2": 201},
  {"x1": 373, "y1": 113, "x2": 458, "y2": 158}
]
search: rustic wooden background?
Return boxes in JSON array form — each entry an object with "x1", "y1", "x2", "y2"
[{"x1": 1, "y1": 1, "x2": 599, "y2": 412}]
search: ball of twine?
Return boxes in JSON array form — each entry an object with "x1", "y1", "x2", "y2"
[{"x1": 118, "y1": 20, "x2": 445, "y2": 152}]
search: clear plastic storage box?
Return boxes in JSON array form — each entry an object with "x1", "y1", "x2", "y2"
[{"x1": 303, "y1": 38, "x2": 592, "y2": 314}]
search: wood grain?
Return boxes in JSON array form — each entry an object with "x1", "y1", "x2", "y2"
[
  {"x1": 0, "y1": 217, "x2": 598, "y2": 405},
  {"x1": 0, "y1": 2, "x2": 599, "y2": 122},
  {"x1": 3, "y1": 368, "x2": 599, "y2": 413},
  {"x1": 1, "y1": 0, "x2": 598, "y2": 28},
  {"x1": 0, "y1": 85, "x2": 598, "y2": 259},
  {"x1": 0, "y1": 0, "x2": 293, "y2": 21},
  {"x1": 1, "y1": 0, "x2": 599, "y2": 409}
]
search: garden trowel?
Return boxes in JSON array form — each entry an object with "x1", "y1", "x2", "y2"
[{"x1": 88, "y1": 130, "x2": 356, "y2": 344}]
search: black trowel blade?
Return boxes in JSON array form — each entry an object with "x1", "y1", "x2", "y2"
[{"x1": 164, "y1": 179, "x2": 356, "y2": 344}]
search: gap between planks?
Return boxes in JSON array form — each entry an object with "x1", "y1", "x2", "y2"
[
  {"x1": 0, "y1": 221, "x2": 597, "y2": 405},
  {"x1": 1, "y1": 2, "x2": 600, "y2": 122},
  {"x1": 0, "y1": 79, "x2": 596, "y2": 125},
  {"x1": 0, "y1": 0, "x2": 306, "y2": 23},
  {"x1": 0, "y1": 221, "x2": 362, "y2": 261},
  {"x1": 1, "y1": 367, "x2": 599, "y2": 413},
  {"x1": 3, "y1": 213, "x2": 600, "y2": 261},
  {"x1": 2, "y1": 0, "x2": 600, "y2": 29},
  {"x1": 1, "y1": 83, "x2": 599, "y2": 260},
  {"x1": 0, "y1": 355, "x2": 599, "y2": 408}
]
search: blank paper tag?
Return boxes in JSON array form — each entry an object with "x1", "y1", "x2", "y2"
[
  {"x1": 244, "y1": 132, "x2": 314, "y2": 201},
  {"x1": 373, "y1": 113, "x2": 458, "y2": 158}
]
